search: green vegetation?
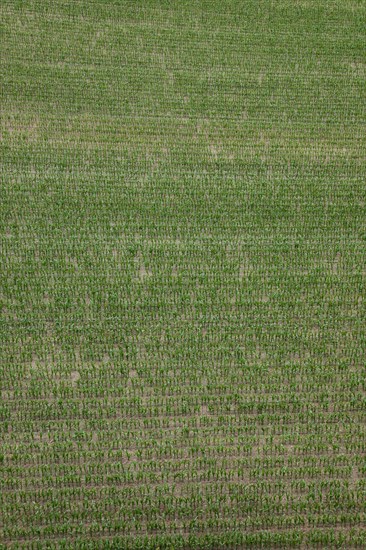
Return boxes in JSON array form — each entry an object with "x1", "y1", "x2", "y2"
[{"x1": 1, "y1": 0, "x2": 365, "y2": 547}]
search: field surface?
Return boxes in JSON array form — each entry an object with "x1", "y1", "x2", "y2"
[{"x1": 1, "y1": 0, "x2": 366, "y2": 548}]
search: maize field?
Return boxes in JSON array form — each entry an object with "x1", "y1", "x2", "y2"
[{"x1": 1, "y1": 0, "x2": 366, "y2": 548}]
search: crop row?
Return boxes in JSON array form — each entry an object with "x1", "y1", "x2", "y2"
[
  {"x1": 2, "y1": 466, "x2": 361, "y2": 493},
  {"x1": 3, "y1": 413, "x2": 365, "y2": 440},
  {"x1": 3, "y1": 528, "x2": 366, "y2": 550},
  {"x1": 2, "y1": 487, "x2": 365, "y2": 529}
]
